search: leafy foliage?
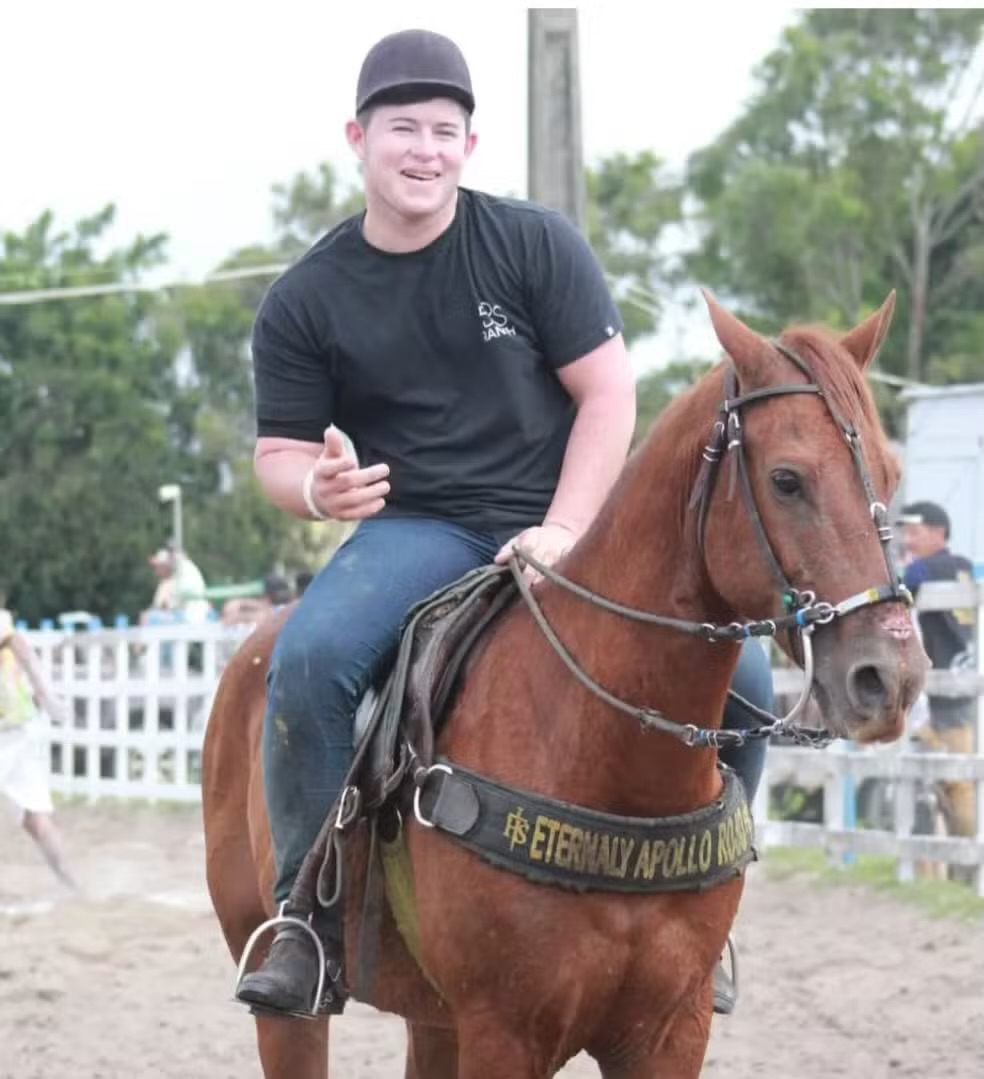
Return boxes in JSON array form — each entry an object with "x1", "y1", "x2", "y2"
[
  {"x1": 0, "y1": 208, "x2": 181, "y2": 621},
  {"x1": 585, "y1": 152, "x2": 682, "y2": 345},
  {"x1": 685, "y1": 9, "x2": 984, "y2": 384}
]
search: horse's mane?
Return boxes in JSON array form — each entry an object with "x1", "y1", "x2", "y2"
[{"x1": 776, "y1": 324, "x2": 882, "y2": 436}]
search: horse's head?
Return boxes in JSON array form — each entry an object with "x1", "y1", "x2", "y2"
[{"x1": 696, "y1": 291, "x2": 928, "y2": 743}]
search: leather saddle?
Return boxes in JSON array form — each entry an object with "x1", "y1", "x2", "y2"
[{"x1": 351, "y1": 562, "x2": 519, "y2": 811}]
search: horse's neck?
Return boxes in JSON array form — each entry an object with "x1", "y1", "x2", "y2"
[
  {"x1": 456, "y1": 374, "x2": 742, "y2": 817},
  {"x1": 547, "y1": 397, "x2": 738, "y2": 812}
]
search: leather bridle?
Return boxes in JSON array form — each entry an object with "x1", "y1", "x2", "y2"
[{"x1": 510, "y1": 340, "x2": 912, "y2": 750}]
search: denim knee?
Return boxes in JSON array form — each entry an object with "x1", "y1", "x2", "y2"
[{"x1": 266, "y1": 614, "x2": 370, "y2": 738}]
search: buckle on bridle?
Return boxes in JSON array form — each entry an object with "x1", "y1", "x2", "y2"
[{"x1": 807, "y1": 601, "x2": 836, "y2": 625}]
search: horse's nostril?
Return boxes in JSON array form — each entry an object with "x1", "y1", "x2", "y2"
[{"x1": 848, "y1": 663, "x2": 889, "y2": 713}]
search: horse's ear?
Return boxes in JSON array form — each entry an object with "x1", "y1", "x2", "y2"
[
  {"x1": 700, "y1": 288, "x2": 773, "y2": 383},
  {"x1": 840, "y1": 290, "x2": 896, "y2": 371}
]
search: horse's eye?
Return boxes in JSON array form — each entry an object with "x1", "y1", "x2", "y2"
[{"x1": 771, "y1": 468, "x2": 802, "y2": 497}]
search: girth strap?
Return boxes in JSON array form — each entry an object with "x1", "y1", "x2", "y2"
[{"x1": 414, "y1": 758, "x2": 756, "y2": 894}]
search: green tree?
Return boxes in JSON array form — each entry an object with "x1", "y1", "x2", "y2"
[
  {"x1": 0, "y1": 207, "x2": 182, "y2": 622},
  {"x1": 686, "y1": 9, "x2": 984, "y2": 383},
  {"x1": 270, "y1": 162, "x2": 365, "y2": 259},
  {"x1": 585, "y1": 151, "x2": 683, "y2": 345},
  {"x1": 633, "y1": 360, "x2": 711, "y2": 445}
]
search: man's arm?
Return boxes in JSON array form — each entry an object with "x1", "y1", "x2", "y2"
[
  {"x1": 7, "y1": 633, "x2": 65, "y2": 722},
  {"x1": 494, "y1": 333, "x2": 635, "y2": 570},
  {"x1": 544, "y1": 333, "x2": 636, "y2": 537}
]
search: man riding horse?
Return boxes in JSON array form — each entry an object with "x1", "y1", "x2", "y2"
[{"x1": 234, "y1": 27, "x2": 775, "y2": 1018}]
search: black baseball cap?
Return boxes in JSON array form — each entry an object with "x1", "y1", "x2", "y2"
[
  {"x1": 898, "y1": 501, "x2": 950, "y2": 537},
  {"x1": 356, "y1": 29, "x2": 475, "y2": 115}
]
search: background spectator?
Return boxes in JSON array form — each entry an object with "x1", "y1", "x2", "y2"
[
  {"x1": 0, "y1": 596, "x2": 77, "y2": 890},
  {"x1": 899, "y1": 500, "x2": 977, "y2": 877}
]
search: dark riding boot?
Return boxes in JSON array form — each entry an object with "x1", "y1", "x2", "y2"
[
  {"x1": 236, "y1": 922, "x2": 347, "y2": 1018},
  {"x1": 712, "y1": 935, "x2": 738, "y2": 1015},
  {"x1": 712, "y1": 962, "x2": 736, "y2": 1015}
]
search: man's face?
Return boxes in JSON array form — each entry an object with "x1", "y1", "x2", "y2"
[
  {"x1": 347, "y1": 98, "x2": 476, "y2": 222},
  {"x1": 901, "y1": 522, "x2": 946, "y2": 562}
]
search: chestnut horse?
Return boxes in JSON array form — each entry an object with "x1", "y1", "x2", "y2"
[{"x1": 202, "y1": 292, "x2": 927, "y2": 1078}]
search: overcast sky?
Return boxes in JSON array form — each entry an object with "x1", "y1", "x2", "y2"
[{"x1": 4, "y1": 0, "x2": 810, "y2": 363}]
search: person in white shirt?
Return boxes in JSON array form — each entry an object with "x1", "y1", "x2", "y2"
[
  {"x1": 0, "y1": 603, "x2": 76, "y2": 890},
  {"x1": 142, "y1": 543, "x2": 211, "y2": 625}
]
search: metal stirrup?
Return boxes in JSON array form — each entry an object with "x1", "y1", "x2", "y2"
[{"x1": 234, "y1": 902, "x2": 328, "y2": 1019}]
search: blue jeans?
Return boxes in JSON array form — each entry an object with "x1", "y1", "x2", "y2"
[
  {"x1": 720, "y1": 640, "x2": 773, "y2": 802},
  {"x1": 264, "y1": 517, "x2": 503, "y2": 904},
  {"x1": 262, "y1": 517, "x2": 773, "y2": 906}
]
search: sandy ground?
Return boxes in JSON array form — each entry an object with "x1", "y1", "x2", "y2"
[{"x1": 1, "y1": 801, "x2": 982, "y2": 1079}]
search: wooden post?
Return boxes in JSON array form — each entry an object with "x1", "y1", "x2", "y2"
[{"x1": 527, "y1": 8, "x2": 586, "y2": 230}]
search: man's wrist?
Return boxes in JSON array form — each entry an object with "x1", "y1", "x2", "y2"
[
  {"x1": 302, "y1": 467, "x2": 329, "y2": 521},
  {"x1": 543, "y1": 518, "x2": 579, "y2": 536}
]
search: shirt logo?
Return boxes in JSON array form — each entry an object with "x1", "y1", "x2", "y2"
[{"x1": 478, "y1": 301, "x2": 517, "y2": 342}]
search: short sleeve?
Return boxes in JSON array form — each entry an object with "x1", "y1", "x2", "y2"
[
  {"x1": 252, "y1": 288, "x2": 335, "y2": 443},
  {"x1": 0, "y1": 610, "x2": 14, "y2": 647},
  {"x1": 529, "y1": 210, "x2": 624, "y2": 369}
]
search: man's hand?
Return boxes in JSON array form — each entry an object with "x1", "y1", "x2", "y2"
[
  {"x1": 308, "y1": 427, "x2": 390, "y2": 521},
  {"x1": 494, "y1": 522, "x2": 578, "y2": 582}
]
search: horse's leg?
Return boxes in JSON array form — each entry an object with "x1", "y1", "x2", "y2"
[
  {"x1": 405, "y1": 1021, "x2": 458, "y2": 1079},
  {"x1": 596, "y1": 1005, "x2": 711, "y2": 1079},
  {"x1": 255, "y1": 1015, "x2": 329, "y2": 1079},
  {"x1": 454, "y1": 1020, "x2": 542, "y2": 1079}
]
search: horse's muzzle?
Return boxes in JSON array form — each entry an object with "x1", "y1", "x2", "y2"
[{"x1": 813, "y1": 616, "x2": 928, "y2": 743}]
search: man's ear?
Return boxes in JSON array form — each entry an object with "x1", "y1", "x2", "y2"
[{"x1": 345, "y1": 119, "x2": 367, "y2": 160}]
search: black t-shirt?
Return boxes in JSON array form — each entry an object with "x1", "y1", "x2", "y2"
[
  {"x1": 904, "y1": 547, "x2": 975, "y2": 721},
  {"x1": 251, "y1": 188, "x2": 623, "y2": 534}
]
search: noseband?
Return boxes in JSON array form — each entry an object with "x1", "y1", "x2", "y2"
[{"x1": 511, "y1": 340, "x2": 912, "y2": 750}]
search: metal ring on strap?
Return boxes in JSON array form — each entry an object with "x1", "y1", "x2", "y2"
[{"x1": 413, "y1": 763, "x2": 453, "y2": 829}]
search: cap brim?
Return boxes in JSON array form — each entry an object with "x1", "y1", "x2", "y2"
[{"x1": 358, "y1": 80, "x2": 474, "y2": 115}]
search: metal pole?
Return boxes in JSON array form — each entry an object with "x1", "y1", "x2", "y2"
[{"x1": 173, "y1": 488, "x2": 183, "y2": 558}]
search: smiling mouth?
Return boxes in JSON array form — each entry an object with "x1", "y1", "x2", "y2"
[{"x1": 401, "y1": 170, "x2": 440, "y2": 183}]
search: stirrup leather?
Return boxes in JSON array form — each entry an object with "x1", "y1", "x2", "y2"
[{"x1": 233, "y1": 902, "x2": 328, "y2": 1019}]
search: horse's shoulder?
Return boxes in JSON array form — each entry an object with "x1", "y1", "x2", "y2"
[{"x1": 222, "y1": 601, "x2": 296, "y2": 684}]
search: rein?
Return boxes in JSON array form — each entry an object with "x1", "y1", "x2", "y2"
[{"x1": 509, "y1": 339, "x2": 912, "y2": 751}]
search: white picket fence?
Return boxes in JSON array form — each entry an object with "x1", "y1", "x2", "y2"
[
  {"x1": 20, "y1": 581, "x2": 984, "y2": 893},
  {"x1": 29, "y1": 621, "x2": 250, "y2": 803}
]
